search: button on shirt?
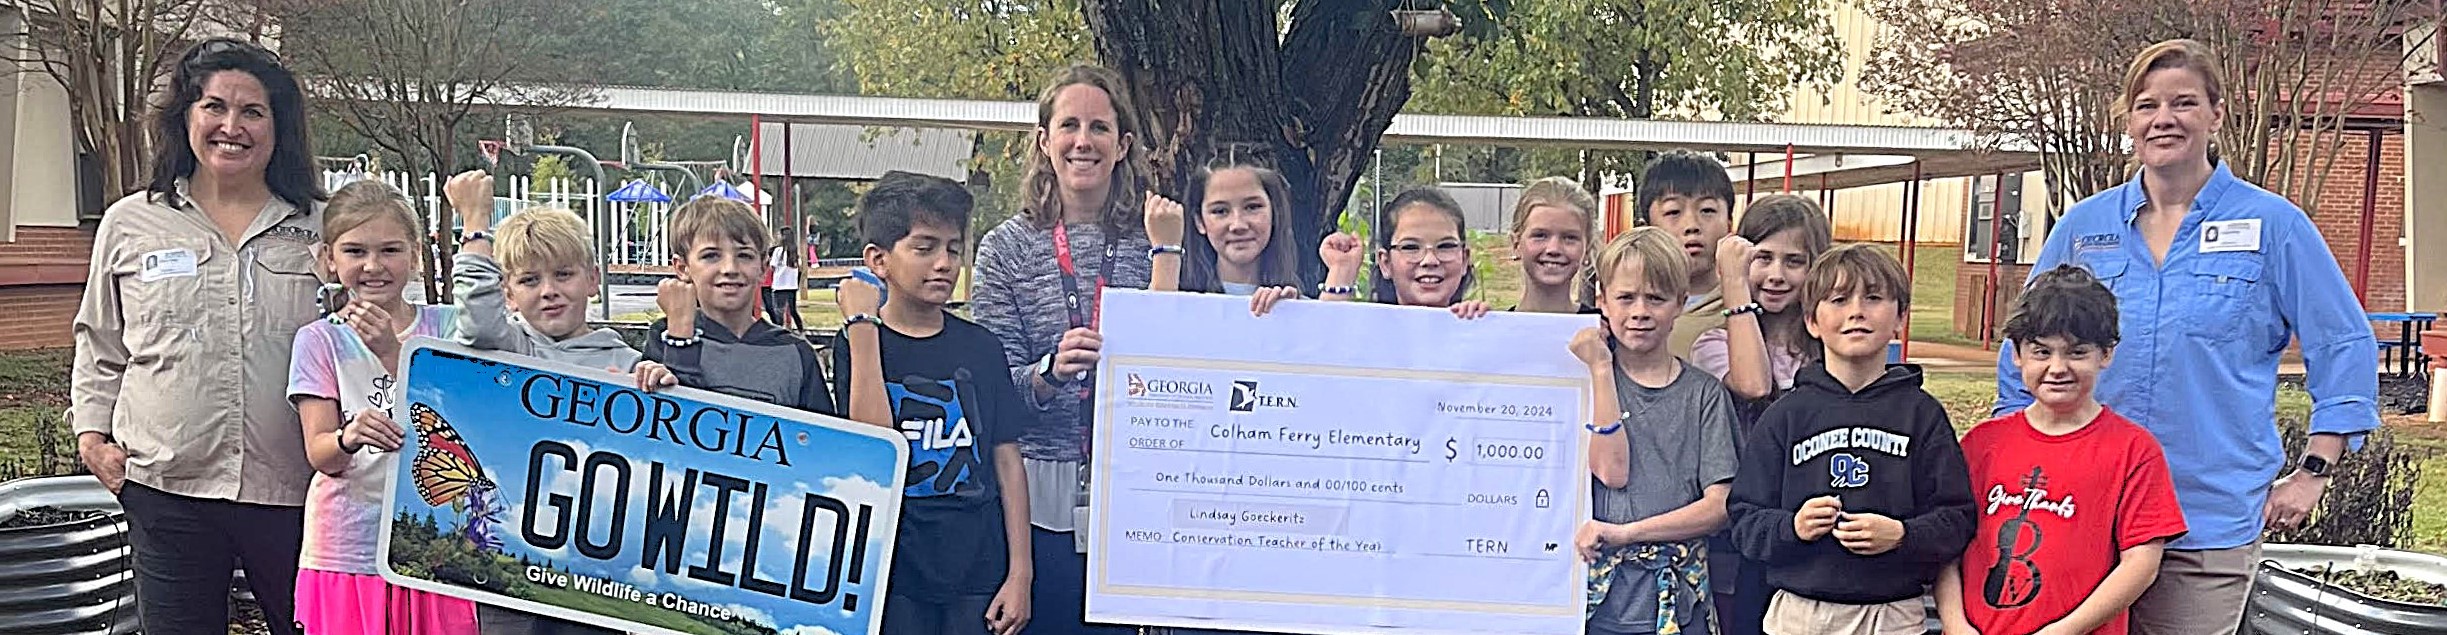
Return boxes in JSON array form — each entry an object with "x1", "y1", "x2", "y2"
[
  {"x1": 71, "y1": 184, "x2": 325, "y2": 506},
  {"x1": 1993, "y1": 163, "x2": 2378, "y2": 550}
]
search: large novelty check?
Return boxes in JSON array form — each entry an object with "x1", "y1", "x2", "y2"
[
  {"x1": 1087, "y1": 290, "x2": 1594, "y2": 635},
  {"x1": 380, "y1": 339, "x2": 908, "y2": 635}
]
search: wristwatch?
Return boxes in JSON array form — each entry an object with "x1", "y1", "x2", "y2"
[
  {"x1": 460, "y1": 229, "x2": 493, "y2": 245},
  {"x1": 2299, "y1": 454, "x2": 2335, "y2": 478},
  {"x1": 1035, "y1": 354, "x2": 1065, "y2": 386}
]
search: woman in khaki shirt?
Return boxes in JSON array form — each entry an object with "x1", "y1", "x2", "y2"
[{"x1": 70, "y1": 39, "x2": 326, "y2": 635}]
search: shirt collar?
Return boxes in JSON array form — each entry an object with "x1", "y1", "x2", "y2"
[{"x1": 2120, "y1": 161, "x2": 2239, "y2": 224}]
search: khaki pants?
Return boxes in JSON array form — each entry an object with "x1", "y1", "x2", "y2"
[
  {"x1": 2129, "y1": 543, "x2": 2261, "y2": 635},
  {"x1": 1761, "y1": 591, "x2": 1922, "y2": 635}
]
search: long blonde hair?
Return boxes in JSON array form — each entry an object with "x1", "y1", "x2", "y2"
[{"x1": 1021, "y1": 64, "x2": 1151, "y2": 232}]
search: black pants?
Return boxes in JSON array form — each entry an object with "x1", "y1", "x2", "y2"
[
  {"x1": 119, "y1": 482, "x2": 304, "y2": 635},
  {"x1": 1023, "y1": 528, "x2": 1135, "y2": 635},
  {"x1": 1714, "y1": 557, "x2": 1771, "y2": 635},
  {"x1": 883, "y1": 591, "x2": 996, "y2": 635},
  {"x1": 767, "y1": 288, "x2": 803, "y2": 330}
]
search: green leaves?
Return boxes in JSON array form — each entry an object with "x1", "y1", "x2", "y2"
[{"x1": 1410, "y1": 0, "x2": 1844, "y2": 122}]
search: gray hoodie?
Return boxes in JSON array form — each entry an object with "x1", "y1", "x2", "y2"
[{"x1": 451, "y1": 252, "x2": 643, "y2": 371}]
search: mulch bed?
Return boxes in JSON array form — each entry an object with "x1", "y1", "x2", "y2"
[{"x1": 0, "y1": 505, "x2": 105, "y2": 529}]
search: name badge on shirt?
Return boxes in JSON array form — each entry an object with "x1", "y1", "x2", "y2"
[
  {"x1": 2199, "y1": 219, "x2": 2263, "y2": 254},
  {"x1": 138, "y1": 248, "x2": 199, "y2": 282}
]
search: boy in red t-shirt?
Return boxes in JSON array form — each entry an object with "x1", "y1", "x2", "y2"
[{"x1": 1937, "y1": 264, "x2": 2187, "y2": 635}]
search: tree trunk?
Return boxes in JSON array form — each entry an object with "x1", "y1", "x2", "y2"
[{"x1": 1083, "y1": 0, "x2": 1423, "y2": 285}]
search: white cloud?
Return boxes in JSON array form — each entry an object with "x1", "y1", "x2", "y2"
[
  {"x1": 818, "y1": 475, "x2": 891, "y2": 505},
  {"x1": 781, "y1": 627, "x2": 844, "y2": 635}
]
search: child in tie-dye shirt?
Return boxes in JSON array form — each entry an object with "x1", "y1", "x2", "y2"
[{"x1": 285, "y1": 180, "x2": 477, "y2": 635}]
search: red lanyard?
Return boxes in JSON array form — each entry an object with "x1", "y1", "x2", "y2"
[
  {"x1": 1052, "y1": 222, "x2": 1117, "y2": 459},
  {"x1": 1051, "y1": 222, "x2": 1115, "y2": 330}
]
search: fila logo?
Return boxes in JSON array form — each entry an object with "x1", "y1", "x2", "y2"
[
  {"x1": 900, "y1": 417, "x2": 974, "y2": 451},
  {"x1": 1229, "y1": 381, "x2": 1296, "y2": 412}
]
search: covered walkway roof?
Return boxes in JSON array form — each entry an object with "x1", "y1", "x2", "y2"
[{"x1": 496, "y1": 85, "x2": 2040, "y2": 188}]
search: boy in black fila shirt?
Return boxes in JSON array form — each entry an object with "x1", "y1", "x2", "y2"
[
  {"x1": 1726, "y1": 244, "x2": 1974, "y2": 635},
  {"x1": 833, "y1": 172, "x2": 1034, "y2": 635}
]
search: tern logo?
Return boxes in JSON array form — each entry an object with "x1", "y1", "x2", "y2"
[{"x1": 1229, "y1": 381, "x2": 1296, "y2": 412}]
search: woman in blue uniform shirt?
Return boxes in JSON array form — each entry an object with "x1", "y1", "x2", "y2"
[{"x1": 1992, "y1": 39, "x2": 2380, "y2": 635}]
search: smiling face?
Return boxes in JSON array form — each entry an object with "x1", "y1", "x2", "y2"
[
  {"x1": 187, "y1": 70, "x2": 275, "y2": 183},
  {"x1": 1378, "y1": 204, "x2": 1469, "y2": 307},
  {"x1": 1196, "y1": 167, "x2": 1276, "y2": 272},
  {"x1": 2126, "y1": 67, "x2": 2223, "y2": 170},
  {"x1": 506, "y1": 262, "x2": 599, "y2": 340},
  {"x1": 1512, "y1": 204, "x2": 1591, "y2": 291},
  {"x1": 678, "y1": 235, "x2": 765, "y2": 316},
  {"x1": 870, "y1": 216, "x2": 965, "y2": 308},
  {"x1": 1747, "y1": 228, "x2": 1813, "y2": 314},
  {"x1": 2014, "y1": 334, "x2": 2112, "y2": 411},
  {"x1": 321, "y1": 216, "x2": 418, "y2": 309},
  {"x1": 1804, "y1": 274, "x2": 1905, "y2": 361},
  {"x1": 1037, "y1": 83, "x2": 1127, "y2": 199}
]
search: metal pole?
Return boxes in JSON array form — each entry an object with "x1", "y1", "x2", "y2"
[
  {"x1": 1985, "y1": 173, "x2": 2006, "y2": 348},
  {"x1": 751, "y1": 116, "x2": 764, "y2": 200},
  {"x1": 1900, "y1": 163, "x2": 1922, "y2": 359},
  {"x1": 630, "y1": 163, "x2": 700, "y2": 199},
  {"x1": 1744, "y1": 152, "x2": 1758, "y2": 207},
  {"x1": 2355, "y1": 128, "x2": 2382, "y2": 300},
  {"x1": 784, "y1": 121, "x2": 796, "y2": 243},
  {"x1": 1782, "y1": 143, "x2": 1794, "y2": 193}
]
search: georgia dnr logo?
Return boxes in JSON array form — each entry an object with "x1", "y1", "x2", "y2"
[
  {"x1": 1125, "y1": 373, "x2": 1215, "y2": 407},
  {"x1": 1229, "y1": 380, "x2": 1298, "y2": 412}
]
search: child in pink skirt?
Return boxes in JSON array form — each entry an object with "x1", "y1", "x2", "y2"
[{"x1": 287, "y1": 180, "x2": 478, "y2": 634}]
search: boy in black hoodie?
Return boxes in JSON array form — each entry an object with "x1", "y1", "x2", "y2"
[
  {"x1": 1727, "y1": 244, "x2": 1973, "y2": 635},
  {"x1": 645, "y1": 195, "x2": 837, "y2": 416}
]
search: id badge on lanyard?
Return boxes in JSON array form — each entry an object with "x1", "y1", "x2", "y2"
[{"x1": 1054, "y1": 223, "x2": 1114, "y2": 550}]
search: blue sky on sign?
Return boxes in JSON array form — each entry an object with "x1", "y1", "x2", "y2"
[{"x1": 393, "y1": 348, "x2": 901, "y2": 634}]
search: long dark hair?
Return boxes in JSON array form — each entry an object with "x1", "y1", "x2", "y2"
[
  {"x1": 1181, "y1": 157, "x2": 1307, "y2": 294},
  {"x1": 1370, "y1": 187, "x2": 1476, "y2": 305},
  {"x1": 148, "y1": 38, "x2": 322, "y2": 207}
]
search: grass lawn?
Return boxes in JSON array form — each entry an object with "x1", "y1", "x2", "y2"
[
  {"x1": 0, "y1": 348, "x2": 72, "y2": 480},
  {"x1": 1901, "y1": 242, "x2": 1986, "y2": 349}
]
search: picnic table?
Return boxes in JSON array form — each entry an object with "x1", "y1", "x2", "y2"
[{"x1": 2370, "y1": 312, "x2": 2437, "y2": 378}]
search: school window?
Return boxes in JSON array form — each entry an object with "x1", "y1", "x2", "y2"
[{"x1": 1964, "y1": 173, "x2": 2024, "y2": 263}]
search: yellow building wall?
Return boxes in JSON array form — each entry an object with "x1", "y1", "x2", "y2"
[{"x1": 1735, "y1": 1, "x2": 2049, "y2": 253}]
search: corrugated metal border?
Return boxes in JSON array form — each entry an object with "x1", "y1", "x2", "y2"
[
  {"x1": 2249, "y1": 545, "x2": 2447, "y2": 635},
  {"x1": 0, "y1": 477, "x2": 136, "y2": 635}
]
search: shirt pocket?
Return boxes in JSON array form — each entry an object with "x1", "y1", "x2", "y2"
[
  {"x1": 117, "y1": 239, "x2": 213, "y2": 363},
  {"x1": 249, "y1": 240, "x2": 325, "y2": 333},
  {"x1": 2183, "y1": 255, "x2": 2266, "y2": 341},
  {"x1": 2077, "y1": 254, "x2": 2130, "y2": 296}
]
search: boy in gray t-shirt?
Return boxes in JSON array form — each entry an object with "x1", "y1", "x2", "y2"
[{"x1": 1575, "y1": 227, "x2": 1741, "y2": 635}]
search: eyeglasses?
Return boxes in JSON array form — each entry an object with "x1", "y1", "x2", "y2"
[
  {"x1": 1388, "y1": 241, "x2": 1466, "y2": 262},
  {"x1": 185, "y1": 38, "x2": 281, "y2": 66}
]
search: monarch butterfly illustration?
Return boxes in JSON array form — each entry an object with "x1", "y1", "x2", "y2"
[
  {"x1": 407, "y1": 403, "x2": 506, "y2": 557},
  {"x1": 408, "y1": 403, "x2": 496, "y2": 508}
]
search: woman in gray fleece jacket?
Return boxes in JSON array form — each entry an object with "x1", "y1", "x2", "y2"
[{"x1": 968, "y1": 64, "x2": 1154, "y2": 635}]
